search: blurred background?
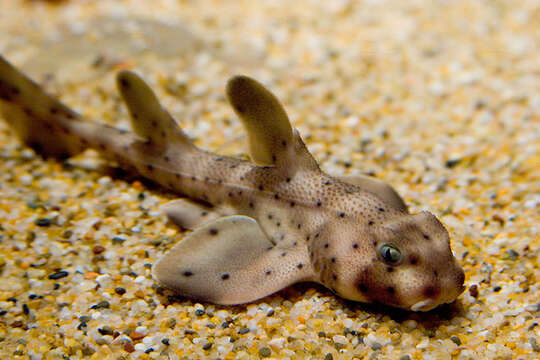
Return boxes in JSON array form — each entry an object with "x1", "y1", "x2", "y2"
[{"x1": 0, "y1": 1, "x2": 538, "y2": 359}]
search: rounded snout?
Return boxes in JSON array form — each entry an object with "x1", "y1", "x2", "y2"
[{"x1": 408, "y1": 261, "x2": 465, "y2": 312}]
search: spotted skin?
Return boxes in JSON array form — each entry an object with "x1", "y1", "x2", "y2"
[{"x1": 0, "y1": 55, "x2": 465, "y2": 311}]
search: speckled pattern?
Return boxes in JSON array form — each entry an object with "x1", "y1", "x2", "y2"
[{"x1": 0, "y1": 0, "x2": 538, "y2": 359}]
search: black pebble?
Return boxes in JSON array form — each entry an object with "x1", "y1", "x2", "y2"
[
  {"x1": 114, "y1": 287, "x2": 126, "y2": 295},
  {"x1": 35, "y1": 218, "x2": 52, "y2": 227},
  {"x1": 49, "y1": 270, "x2": 69, "y2": 280}
]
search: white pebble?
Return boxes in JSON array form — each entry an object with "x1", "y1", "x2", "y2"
[
  {"x1": 134, "y1": 276, "x2": 146, "y2": 284},
  {"x1": 135, "y1": 326, "x2": 148, "y2": 336},
  {"x1": 134, "y1": 343, "x2": 146, "y2": 352}
]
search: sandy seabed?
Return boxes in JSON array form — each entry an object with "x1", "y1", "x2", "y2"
[{"x1": 0, "y1": 0, "x2": 538, "y2": 359}]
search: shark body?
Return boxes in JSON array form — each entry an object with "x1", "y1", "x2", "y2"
[{"x1": 0, "y1": 55, "x2": 465, "y2": 311}]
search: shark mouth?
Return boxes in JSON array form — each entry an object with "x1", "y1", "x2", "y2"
[{"x1": 410, "y1": 299, "x2": 435, "y2": 312}]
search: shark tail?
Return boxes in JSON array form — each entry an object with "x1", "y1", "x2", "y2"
[{"x1": 0, "y1": 54, "x2": 89, "y2": 159}]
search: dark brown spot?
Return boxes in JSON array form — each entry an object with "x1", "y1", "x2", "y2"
[
  {"x1": 230, "y1": 164, "x2": 237, "y2": 168},
  {"x1": 209, "y1": 228, "x2": 218, "y2": 235},
  {"x1": 249, "y1": 202, "x2": 254, "y2": 208},
  {"x1": 11, "y1": 86, "x2": 20, "y2": 95},
  {"x1": 297, "y1": 263, "x2": 303, "y2": 269},
  {"x1": 228, "y1": 192, "x2": 233, "y2": 197},
  {"x1": 191, "y1": 176, "x2": 196, "y2": 181},
  {"x1": 151, "y1": 120, "x2": 158, "y2": 128},
  {"x1": 358, "y1": 283, "x2": 368, "y2": 292},
  {"x1": 372, "y1": 241, "x2": 377, "y2": 247},
  {"x1": 353, "y1": 243, "x2": 359, "y2": 249},
  {"x1": 410, "y1": 255, "x2": 419, "y2": 265},
  {"x1": 433, "y1": 270, "x2": 438, "y2": 278},
  {"x1": 387, "y1": 287, "x2": 395, "y2": 294},
  {"x1": 164, "y1": 155, "x2": 170, "y2": 162},
  {"x1": 146, "y1": 164, "x2": 154, "y2": 171},
  {"x1": 182, "y1": 271, "x2": 193, "y2": 277},
  {"x1": 236, "y1": 105, "x2": 245, "y2": 113},
  {"x1": 339, "y1": 212, "x2": 345, "y2": 218},
  {"x1": 258, "y1": 185, "x2": 264, "y2": 191},
  {"x1": 293, "y1": 241, "x2": 297, "y2": 246},
  {"x1": 271, "y1": 155, "x2": 277, "y2": 162},
  {"x1": 281, "y1": 252, "x2": 287, "y2": 257},
  {"x1": 386, "y1": 266, "x2": 394, "y2": 273},
  {"x1": 315, "y1": 233, "x2": 320, "y2": 238},
  {"x1": 368, "y1": 220, "x2": 374, "y2": 226},
  {"x1": 423, "y1": 285, "x2": 439, "y2": 298},
  {"x1": 305, "y1": 235, "x2": 310, "y2": 241},
  {"x1": 324, "y1": 243, "x2": 329, "y2": 248},
  {"x1": 296, "y1": 223, "x2": 301, "y2": 229},
  {"x1": 423, "y1": 234, "x2": 430, "y2": 240},
  {"x1": 378, "y1": 207, "x2": 385, "y2": 212},
  {"x1": 330, "y1": 257, "x2": 336, "y2": 263},
  {"x1": 266, "y1": 246, "x2": 273, "y2": 251},
  {"x1": 23, "y1": 108, "x2": 33, "y2": 116},
  {"x1": 160, "y1": 131, "x2": 166, "y2": 138},
  {"x1": 215, "y1": 157, "x2": 223, "y2": 161},
  {"x1": 276, "y1": 222, "x2": 281, "y2": 227},
  {"x1": 201, "y1": 211, "x2": 208, "y2": 216},
  {"x1": 324, "y1": 181, "x2": 331, "y2": 185},
  {"x1": 316, "y1": 201, "x2": 322, "y2": 207},
  {"x1": 332, "y1": 274, "x2": 338, "y2": 281},
  {"x1": 290, "y1": 201, "x2": 295, "y2": 207},
  {"x1": 268, "y1": 214, "x2": 273, "y2": 219},
  {"x1": 221, "y1": 273, "x2": 230, "y2": 280},
  {"x1": 286, "y1": 177, "x2": 291, "y2": 183},
  {"x1": 66, "y1": 113, "x2": 75, "y2": 120},
  {"x1": 175, "y1": 173, "x2": 182, "y2": 179},
  {"x1": 50, "y1": 107, "x2": 58, "y2": 114},
  {"x1": 120, "y1": 78, "x2": 130, "y2": 88},
  {"x1": 265, "y1": 270, "x2": 272, "y2": 276},
  {"x1": 281, "y1": 140, "x2": 287, "y2": 146},
  {"x1": 274, "y1": 194, "x2": 280, "y2": 199}
]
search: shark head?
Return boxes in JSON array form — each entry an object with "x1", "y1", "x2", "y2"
[{"x1": 322, "y1": 211, "x2": 465, "y2": 311}]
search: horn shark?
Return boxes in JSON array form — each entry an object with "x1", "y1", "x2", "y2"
[{"x1": 0, "y1": 55, "x2": 465, "y2": 311}]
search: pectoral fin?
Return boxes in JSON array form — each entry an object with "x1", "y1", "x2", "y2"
[
  {"x1": 336, "y1": 174, "x2": 408, "y2": 212},
  {"x1": 152, "y1": 215, "x2": 314, "y2": 304}
]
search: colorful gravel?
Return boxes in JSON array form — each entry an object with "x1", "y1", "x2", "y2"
[{"x1": 0, "y1": 0, "x2": 538, "y2": 359}]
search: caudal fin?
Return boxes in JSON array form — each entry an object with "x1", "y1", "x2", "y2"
[{"x1": 0, "y1": 55, "x2": 87, "y2": 158}]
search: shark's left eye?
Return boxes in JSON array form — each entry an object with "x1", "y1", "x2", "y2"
[{"x1": 379, "y1": 244, "x2": 401, "y2": 264}]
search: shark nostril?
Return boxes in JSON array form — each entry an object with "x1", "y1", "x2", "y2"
[{"x1": 457, "y1": 268, "x2": 465, "y2": 286}]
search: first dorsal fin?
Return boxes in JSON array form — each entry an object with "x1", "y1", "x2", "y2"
[
  {"x1": 226, "y1": 76, "x2": 294, "y2": 166},
  {"x1": 116, "y1": 70, "x2": 193, "y2": 149}
]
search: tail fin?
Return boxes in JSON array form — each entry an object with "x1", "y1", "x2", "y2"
[{"x1": 0, "y1": 55, "x2": 86, "y2": 158}]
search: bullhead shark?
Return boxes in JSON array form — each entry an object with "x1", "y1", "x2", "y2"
[{"x1": 0, "y1": 55, "x2": 465, "y2": 311}]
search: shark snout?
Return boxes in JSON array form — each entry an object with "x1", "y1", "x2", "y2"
[{"x1": 410, "y1": 262, "x2": 465, "y2": 311}]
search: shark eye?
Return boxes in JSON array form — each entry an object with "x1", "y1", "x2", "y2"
[{"x1": 379, "y1": 244, "x2": 401, "y2": 265}]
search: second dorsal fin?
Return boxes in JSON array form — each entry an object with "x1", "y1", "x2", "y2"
[{"x1": 116, "y1": 70, "x2": 193, "y2": 149}]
